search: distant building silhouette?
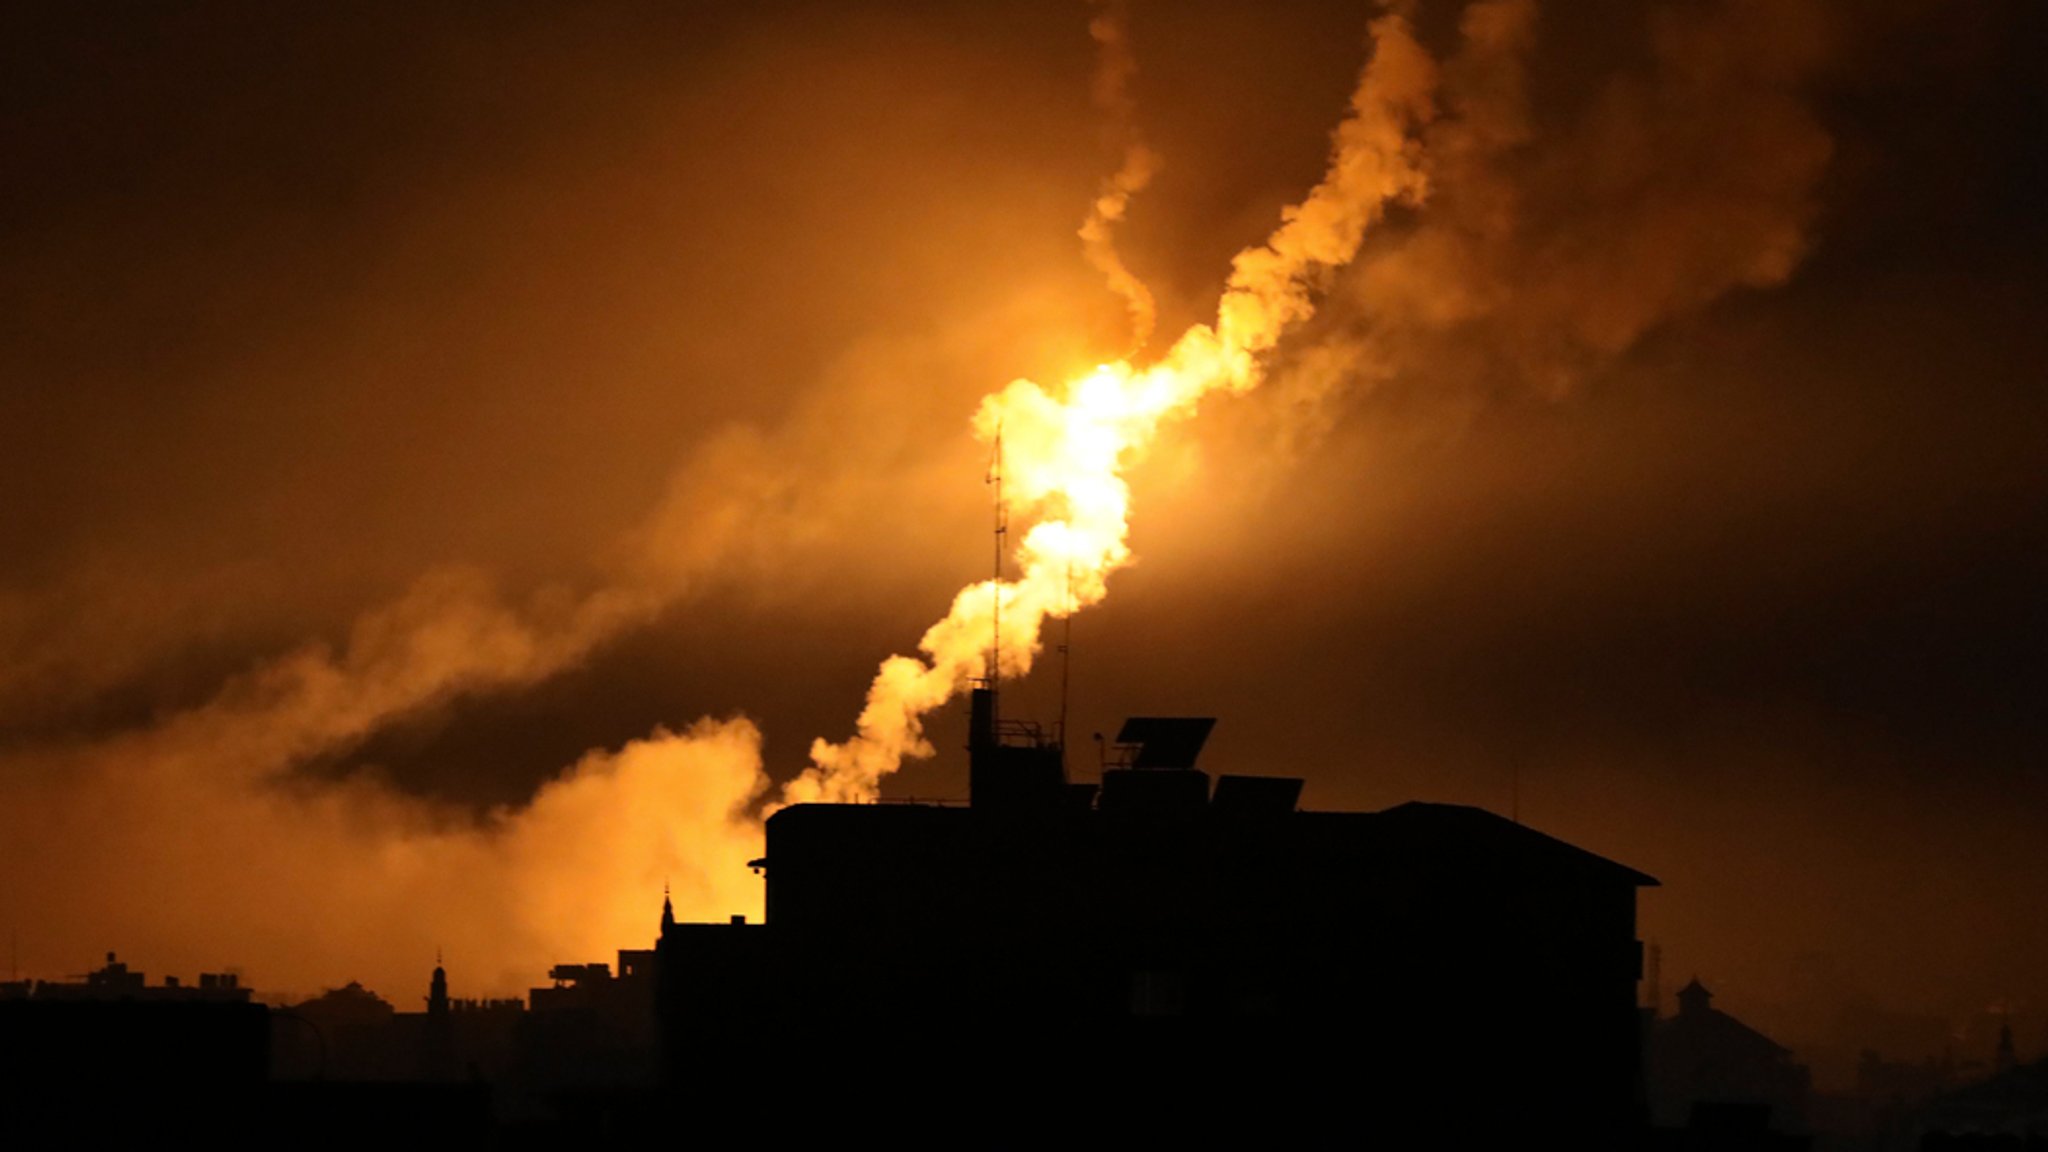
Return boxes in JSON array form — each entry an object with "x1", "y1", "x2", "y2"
[
  {"x1": 1858, "y1": 1047, "x2": 1965, "y2": 1111},
  {"x1": 1890, "y1": 1021, "x2": 2048, "y2": 1144},
  {"x1": 25, "y1": 951, "x2": 250, "y2": 1003},
  {"x1": 277, "y1": 980, "x2": 404, "y2": 1080},
  {"x1": 1909, "y1": 1057, "x2": 2048, "y2": 1142},
  {"x1": 1649, "y1": 977, "x2": 1812, "y2": 1131},
  {"x1": 270, "y1": 960, "x2": 525, "y2": 1087},
  {"x1": 659, "y1": 688, "x2": 1658, "y2": 1141}
]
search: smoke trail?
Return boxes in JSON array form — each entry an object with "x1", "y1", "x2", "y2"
[
  {"x1": 1264, "y1": 0, "x2": 1835, "y2": 442},
  {"x1": 0, "y1": 566, "x2": 769, "y2": 994},
  {"x1": 1077, "y1": 0, "x2": 1161, "y2": 353},
  {"x1": 0, "y1": 303, "x2": 1049, "y2": 996},
  {"x1": 0, "y1": 703, "x2": 766, "y2": 996},
  {"x1": 786, "y1": 11, "x2": 1439, "y2": 805}
]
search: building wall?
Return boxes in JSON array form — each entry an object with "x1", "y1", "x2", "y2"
[{"x1": 662, "y1": 801, "x2": 1651, "y2": 1138}]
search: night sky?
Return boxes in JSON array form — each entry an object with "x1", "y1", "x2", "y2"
[{"x1": 2, "y1": 0, "x2": 2044, "y2": 1085}]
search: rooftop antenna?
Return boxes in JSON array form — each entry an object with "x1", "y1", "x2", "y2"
[
  {"x1": 1057, "y1": 564, "x2": 1074, "y2": 761},
  {"x1": 985, "y1": 422, "x2": 1007, "y2": 725}
]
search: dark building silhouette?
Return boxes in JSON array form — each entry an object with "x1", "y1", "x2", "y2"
[
  {"x1": 0, "y1": 952, "x2": 270, "y2": 1143},
  {"x1": 270, "y1": 960, "x2": 526, "y2": 1090},
  {"x1": 520, "y1": 946, "x2": 659, "y2": 1089},
  {"x1": 1864, "y1": 1023, "x2": 2048, "y2": 1146},
  {"x1": 24, "y1": 951, "x2": 250, "y2": 1003},
  {"x1": 659, "y1": 686, "x2": 1658, "y2": 1141},
  {"x1": 275, "y1": 979, "x2": 408, "y2": 1080},
  {"x1": 262, "y1": 963, "x2": 509, "y2": 1145},
  {"x1": 422, "y1": 953, "x2": 455, "y2": 1080},
  {"x1": 0, "y1": 699, "x2": 1667, "y2": 1143},
  {"x1": 1649, "y1": 977, "x2": 1812, "y2": 1132},
  {"x1": 409, "y1": 964, "x2": 525, "y2": 1087},
  {"x1": 1861, "y1": 1047, "x2": 1968, "y2": 1107},
  {"x1": 1909, "y1": 1056, "x2": 2048, "y2": 1142}
]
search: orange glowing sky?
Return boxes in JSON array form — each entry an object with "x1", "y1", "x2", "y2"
[{"x1": 1, "y1": 0, "x2": 2045, "y2": 1087}]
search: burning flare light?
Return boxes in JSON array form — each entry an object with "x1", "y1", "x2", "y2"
[{"x1": 783, "y1": 13, "x2": 1438, "y2": 805}]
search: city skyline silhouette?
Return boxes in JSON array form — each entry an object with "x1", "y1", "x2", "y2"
[{"x1": 2, "y1": 1, "x2": 2046, "y2": 1145}]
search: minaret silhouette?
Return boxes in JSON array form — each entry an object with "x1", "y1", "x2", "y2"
[
  {"x1": 422, "y1": 948, "x2": 454, "y2": 1080},
  {"x1": 428, "y1": 948, "x2": 449, "y2": 1015},
  {"x1": 661, "y1": 882, "x2": 675, "y2": 934}
]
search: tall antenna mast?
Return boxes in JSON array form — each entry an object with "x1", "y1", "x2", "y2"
[
  {"x1": 986, "y1": 424, "x2": 1007, "y2": 724},
  {"x1": 1057, "y1": 564, "x2": 1073, "y2": 758}
]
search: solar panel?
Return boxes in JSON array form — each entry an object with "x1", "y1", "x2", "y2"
[{"x1": 1113, "y1": 717, "x2": 1216, "y2": 769}]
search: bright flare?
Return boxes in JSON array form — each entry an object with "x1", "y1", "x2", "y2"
[{"x1": 783, "y1": 13, "x2": 1437, "y2": 807}]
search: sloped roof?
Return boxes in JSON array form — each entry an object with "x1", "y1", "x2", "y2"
[
  {"x1": 1357, "y1": 801, "x2": 1660, "y2": 887},
  {"x1": 1661, "y1": 1004, "x2": 1793, "y2": 1059}
]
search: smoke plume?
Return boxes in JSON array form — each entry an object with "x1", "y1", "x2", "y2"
[
  {"x1": 1077, "y1": 0, "x2": 1162, "y2": 354},
  {"x1": 1266, "y1": 0, "x2": 1835, "y2": 441},
  {"x1": 787, "y1": 10, "x2": 1438, "y2": 804}
]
